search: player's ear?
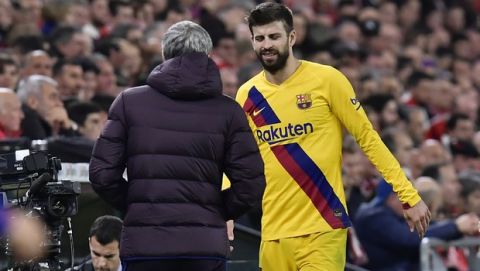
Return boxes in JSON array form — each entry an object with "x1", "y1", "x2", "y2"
[{"x1": 289, "y1": 30, "x2": 296, "y2": 46}]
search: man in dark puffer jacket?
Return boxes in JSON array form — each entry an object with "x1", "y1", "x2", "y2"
[{"x1": 89, "y1": 21, "x2": 266, "y2": 271}]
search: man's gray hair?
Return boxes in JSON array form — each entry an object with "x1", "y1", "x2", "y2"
[
  {"x1": 162, "y1": 21, "x2": 213, "y2": 60},
  {"x1": 17, "y1": 75, "x2": 58, "y2": 103}
]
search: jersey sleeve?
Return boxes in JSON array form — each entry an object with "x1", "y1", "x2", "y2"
[{"x1": 326, "y1": 67, "x2": 421, "y2": 208}]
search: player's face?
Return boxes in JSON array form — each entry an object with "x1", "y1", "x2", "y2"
[{"x1": 251, "y1": 21, "x2": 295, "y2": 73}]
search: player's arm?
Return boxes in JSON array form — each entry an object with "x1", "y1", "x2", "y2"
[
  {"x1": 327, "y1": 67, "x2": 417, "y2": 205},
  {"x1": 327, "y1": 67, "x2": 430, "y2": 236}
]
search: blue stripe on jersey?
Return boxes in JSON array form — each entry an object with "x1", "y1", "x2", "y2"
[
  {"x1": 284, "y1": 143, "x2": 351, "y2": 228},
  {"x1": 247, "y1": 86, "x2": 281, "y2": 125}
]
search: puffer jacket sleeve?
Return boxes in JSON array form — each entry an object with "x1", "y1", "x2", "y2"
[
  {"x1": 89, "y1": 92, "x2": 128, "y2": 212},
  {"x1": 222, "y1": 103, "x2": 265, "y2": 220}
]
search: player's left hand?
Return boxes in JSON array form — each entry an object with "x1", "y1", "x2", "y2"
[{"x1": 403, "y1": 199, "x2": 431, "y2": 239}]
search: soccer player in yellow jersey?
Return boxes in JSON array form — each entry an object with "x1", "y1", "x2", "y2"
[{"x1": 235, "y1": 3, "x2": 431, "y2": 271}]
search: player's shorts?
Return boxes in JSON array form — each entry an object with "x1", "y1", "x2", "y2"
[{"x1": 259, "y1": 229, "x2": 347, "y2": 271}]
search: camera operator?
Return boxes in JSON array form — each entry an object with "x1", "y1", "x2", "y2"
[
  {"x1": 0, "y1": 208, "x2": 47, "y2": 262},
  {"x1": 67, "y1": 215, "x2": 122, "y2": 271},
  {"x1": 47, "y1": 101, "x2": 106, "y2": 163}
]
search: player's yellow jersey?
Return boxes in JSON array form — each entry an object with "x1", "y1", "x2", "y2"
[{"x1": 236, "y1": 61, "x2": 421, "y2": 240}]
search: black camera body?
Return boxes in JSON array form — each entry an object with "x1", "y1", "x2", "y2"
[
  {"x1": 29, "y1": 180, "x2": 81, "y2": 221},
  {"x1": 0, "y1": 151, "x2": 81, "y2": 270},
  {"x1": 0, "y1": 151, "x2": 81, "y2": 219}
]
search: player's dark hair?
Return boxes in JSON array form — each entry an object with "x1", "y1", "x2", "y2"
[{"x1": 246, "y1": 2, "x2": 293, "y2": 35}]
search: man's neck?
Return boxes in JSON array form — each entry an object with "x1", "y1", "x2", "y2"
[{"x1": 265, "y1": 57, "x2": 301, "y2": 85}]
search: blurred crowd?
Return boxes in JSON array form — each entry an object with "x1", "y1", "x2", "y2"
[{"x1": 0, "y1": 0, "x2": 479, "y2": 269}]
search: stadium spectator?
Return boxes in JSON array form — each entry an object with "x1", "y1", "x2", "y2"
[
  {"x1": 77, "y1": 57, "x2": 100, "y2": 101},
  {"x1": 421, "y1": 162, "x2": 463, "y2": 218},
  {"x1": 418, "y1": 139, "x2": 451, "y2": 167},
  {"x1": 52, "y1": 59, "x2": 85, "y2": 103},
  {"x1": 89, "y1": 0, "x2": 111, "y2": 36},
  {"x1": 67, "y1": 101, "x2": 104, "y2": 141},
  {"x1": 49, "y1": 26, "x2": 85, "y2": 60},
  {"x1": 0, "y1": 55, "x2": 18, "y2": 89},
  {"x1": 0, "y1": 88, "x2": 23, "y2": 140},
  {"x1": 381, "y1": 128, "x2": 416, "y2": 178},
  {"x1": 219, "y1": 67, "x2": 238, "y2": 98},
  {"x1": 406, "y1": 106, "x2": 430, "y2": 147},
  {"x1": 446, "y1": 113, "x2": 476, "y2": 145},
  {"x1": 109, "y1": 0, "x2": 134, "y2": 28},
  {"x1": 459, "y1": 171, "x2": 480, "y2": 218},
  {"x1": 17, "y1": 75, "x2": 78, "y2": 140},
  {"x1": 20, "y1": 50, "x2": 53, "y2": 78},
  {"x1": 450, "y1": 139, "x2": 480, "y2": 172},
  {"x1": 403, "y1": 71, "x2": 434, "y2": 112},
  {"x1": 363, "y1": 94, "x2": 401, "y2": 129},
  {"x1": 342, "y1": 136, "x2": 376, "y2": 221},
  {"x1": 92, "y1": 53, "x2": 120, "y2": 97},
  {"x1": 355, "y1": 178, "x2": 479, "y2": 271}
]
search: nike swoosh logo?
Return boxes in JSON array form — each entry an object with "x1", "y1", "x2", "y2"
[{"x1": 253, "y1": 107, "x2": 265, "y2": 116}]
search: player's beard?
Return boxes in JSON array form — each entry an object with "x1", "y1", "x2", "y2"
[{"x1": 256, "y1": 44, "x2": 290, "y2": 74}]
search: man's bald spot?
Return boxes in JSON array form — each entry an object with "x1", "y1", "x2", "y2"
[
  {"x1": 27, "y1": 50, "x2": 49, "y2": 58},
  {"x1": 415, "y1": 176, "x2": 442, "y2": 214},
  {"x1": 23, "y1": 50, "x2": 50, "y2": 66},
  {"x1": 415, "y1": 176, "x2": 441, "y2": 192}
]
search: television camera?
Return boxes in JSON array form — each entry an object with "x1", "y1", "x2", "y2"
[{"x1": 0, "y1": 150, "x2": 81, "y2": 271}]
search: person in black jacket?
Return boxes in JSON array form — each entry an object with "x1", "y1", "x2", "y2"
[
  {"x1": 67, "y1": 215, "x2": 123, "y2": 271},
  {"x1": 89, "y1": 20, "x2": 265, "y2": 271}
]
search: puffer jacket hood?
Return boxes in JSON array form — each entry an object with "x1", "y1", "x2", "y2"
[{"x1": 146, "y1": 52, "x2": 222, "y2": 100}]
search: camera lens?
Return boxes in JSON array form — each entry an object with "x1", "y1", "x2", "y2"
[{"x1": 48, "y1": 196, "x2": 71, "y2": 217}]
